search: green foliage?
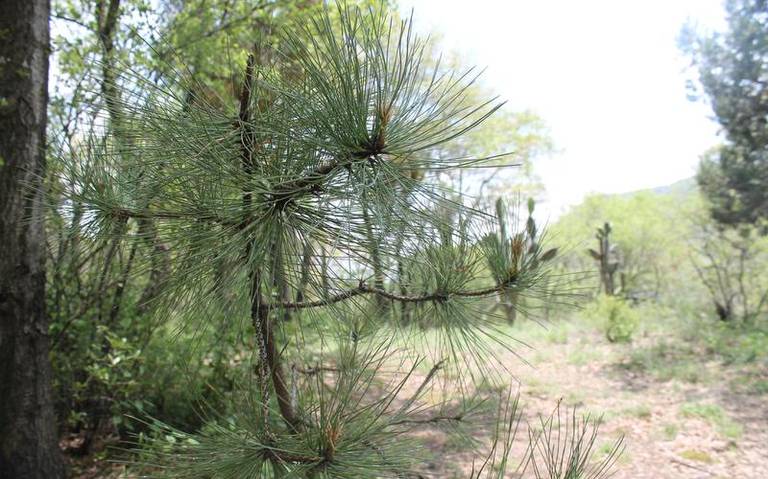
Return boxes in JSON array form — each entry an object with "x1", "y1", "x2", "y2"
[
  {"x1": 552, "y1": 184, "x2": 768, "y2": 327},
  {"x1": 584, "y1": 295, "x2": 639, "y2": 343},
  {"x1": 43, "y1": 1, "x2": 631, "y2": 476},
  {"x1": 551, "y1": 188, "x2": 700, "y2": 307},
  {"x1": 132, "y1": 346, "x2": 424, "y2": 478},
  {"x1": 47, "y1": 0, "x2": 329, "y2": 446},
  {"x1": 694, "y1": 320, "x2": 768, "y2": 365},
  {"x1": 621, "y1": 340, "x2": 711, "y2": 384},
  {"x1": 681, "y1": 0, "x2": 768, "y2": 227},
  {"x1": 689, "y1": 215, "x2": 768, "y2": 322},
  {"x1": 618, "y1": 311, "x2": 768, "y2": 387}
]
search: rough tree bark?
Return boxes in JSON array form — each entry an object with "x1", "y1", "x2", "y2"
[{"x1": 0, "y1": 0, "x2": 65, "y2": 477}]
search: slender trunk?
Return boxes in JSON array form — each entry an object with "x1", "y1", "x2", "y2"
[
  {"x1": 295, "y1": 240, "x2": 313, "y2": 304},
  {"x1": 97, "y1": 0, "x2": 122, "y2": 128},
  {"x1": 238, "y1": 54, "x2": 297, "y2": 429},
  {"x1": 504, "y1": 291, "x2": 518, "y2": 323},
  {"x1": 94, "y1": 227, "x2": 124, "y2": 323},
  {"x1": 135, "y1": 218, "x2": 171, "y2": 315},
  {"x1": 320, "y1": 243, "x2": 330, "y2": 299},
  {"x1": 97, "y1": 0, "x2": 170, "y2": 320},
  {"x1": 0, "y1": 0, "x2": 65, "y2": 477},
  {"x1": 394, "y1": 238, "x2": 411, "y2": 323},
  {"x1": 361, "y1": 198, "x2": 387, "y2": 313},
  {"x1": 250, "y1": 280, "x2": 298, "y2": 429},
  {"x1": 109, "y1": 241, "x2": 138, "y2": 323}
]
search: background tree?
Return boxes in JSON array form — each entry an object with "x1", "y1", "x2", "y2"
[
  {"x1": 681, "y1": 0, "x2": 768, "y2": 227},
  {"x1": 689, "y1": 212, "x2": 768, "y2": 322},
  {"x1": 551, "y1": 190, "x2": 691, "y2": 301},
  {"x1": 0, "y1": 0, "x2": 65, "y2": 477}
]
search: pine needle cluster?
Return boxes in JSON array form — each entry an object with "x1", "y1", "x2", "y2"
[{"x1": 56, "y1": 3, "x2": 621, "y2": 477}]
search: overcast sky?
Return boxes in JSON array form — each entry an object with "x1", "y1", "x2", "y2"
[{"x1": 397, "y1": 0, "x2": 727, "y2": 217}]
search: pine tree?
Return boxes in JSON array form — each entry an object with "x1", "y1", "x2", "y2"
[
  {"x1": 681, "y1": 0, "x2": 768, "y2": 227},
  {"x1": 57, "y1": 4, "x2": 621, "y2": 477}
]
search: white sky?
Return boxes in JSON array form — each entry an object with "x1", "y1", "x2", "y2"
[{"x1": 398, "y1": 0, "x2": 727, "y2": 217}]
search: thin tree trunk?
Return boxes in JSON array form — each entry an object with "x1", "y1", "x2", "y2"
[
  {"x1": 251, "y1": 281, "x2": 298, "y2": 429},
  {"x1": 96, "y1": 0, "x2": 171, "y2": 319},
  {"x1": 97, "y1": 0, "x2": 123, "y2": 127},
  {"x1": 503, "y1": 291, "x2": 518, "y2": 323},
  {"x1": 135, "y1": 218, "x2": 171, "y2": 315},
  {"x1": 320, "y1": 244, "x2": 330, "y2": 299},
  {"x1": 395, "y1": 238, "x2": 411, "y2": 324},
  {"x1": 238, "y1": 54, "x2": 297, "y2": 430},
  {"x1": 0, "y1": 0, "x2": 65, "y2": 477},
  {"x1": 361, "y1": 198, "x2": 387, "y2": 313},
  {"x1": 295, "y1": 240, "x2": 313, "y2": 304}
]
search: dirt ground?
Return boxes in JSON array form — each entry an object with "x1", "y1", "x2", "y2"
[
  {"x1": 408, "y1": 320, "x2": 768, "y2": 478},
  {"x1": 67, "y1": 318, "x2": 767, "y2": 479}
]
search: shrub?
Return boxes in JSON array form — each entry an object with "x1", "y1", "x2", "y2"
[{"x1": 584, "y1": 294, "x2": 639, "y2": 343}]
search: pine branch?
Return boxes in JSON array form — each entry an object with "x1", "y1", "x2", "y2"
[
  {"x1": 270, "y1": 281, "x2": 512, "y2": 310},
  {"x1": 389, "y1": 413, "x2": 464, "y2": 427},
  {"x1": 108, "y1": 206, "x2": 231, "y2": 224}
]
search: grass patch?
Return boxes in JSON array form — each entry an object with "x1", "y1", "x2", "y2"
[
  {"x1": 697, "y1": 322, "x2": 768, "y2": 365},
  {"x1": 513, "y1": 318, "x2": 575, "y2": 345},
  {"x1": 679, "y1": 449, "x2": 714, "y2": 464},
  {"x1": 680, "y1": 402, "x2": 743, "y2": 440},
  {"x1": 567, "y1": 347, "x2": 604, "y2": 366},
  {"x1": 545, "y1": 324, "x2": 570, "y2": 344},
  {"x1": 661, "y1": 422, "x2": 679, "y2": 441},
  {"x1": 618, "y1": 340, "x2": 712, "y2": 383},
  {"x1": 622, "y1": 404, "x2": 652, "y2": 420},
  {"x1": 749, "y1": 378, "x2": 768, "y2": 394},
  {"x1": 616, "y1": 316, "x2": 768, "y2": 388},
  {"x1": 728, "y1": 365, "x2": 768, "y2": 395},
  {"x1": 522, "y1": 376, "x2": 552, "y2": 398}
]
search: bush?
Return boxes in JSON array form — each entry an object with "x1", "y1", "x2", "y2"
[{"x1": 584, "y1": 295, "x2": 639, "y2": 343}]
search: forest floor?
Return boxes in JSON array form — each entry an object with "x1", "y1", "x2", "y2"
[
  {"x1": 407, "y1": 317, "x2": 768, "y2": 478},
  {"x1": 67, "y1": 316, "x2": 768, "y2": 479}
]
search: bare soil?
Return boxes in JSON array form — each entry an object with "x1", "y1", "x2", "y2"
[{"x1": 407, "y1": 321, "x2": 768, "y2": 478}]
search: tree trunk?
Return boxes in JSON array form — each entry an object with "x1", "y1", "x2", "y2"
[{"x1": 0, "y1": 0, "x2": 65, "y2": 477}]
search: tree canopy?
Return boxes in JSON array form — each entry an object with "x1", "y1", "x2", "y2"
[{"x1": 681, "y1": 0, "x2": 768, "y2": 227}]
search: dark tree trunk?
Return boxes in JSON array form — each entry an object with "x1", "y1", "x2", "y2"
[{"x1": 0, "y1": 0, "x2": 64, "y2": 477}]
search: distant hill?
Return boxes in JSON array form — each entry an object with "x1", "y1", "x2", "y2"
[{"x1": 621, "y1": 177, "x2": 698, "y2": 199}]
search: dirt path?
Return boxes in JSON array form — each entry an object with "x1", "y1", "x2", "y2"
[{"x1": 411, "y1": 321, "x2": 768, "y2": 478}]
